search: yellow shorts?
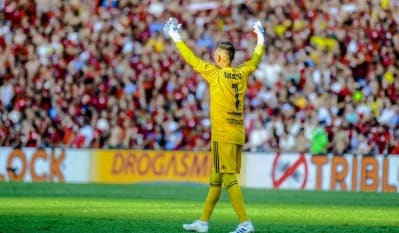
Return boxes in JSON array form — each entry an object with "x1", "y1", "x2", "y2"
[{"x1": 211, "y1": 141, "x2": 242, "y2": 174}]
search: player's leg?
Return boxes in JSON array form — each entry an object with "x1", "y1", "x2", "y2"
[
  {"x1": 222, "y1": 173, "x2": 248, "y2": 222},
  {"x1": 222, "y1": 173, "x2": 254, "y2": 233},
  {"x1": 198, "y1": 141, "x2": 223, "y2": 221},
  {"x1": 218, "y1": 143, "x2": 254, "y2": 233},
  {"x1": 183, "y1": 181, "x2": 219, "y2": 233},
  {"x1": 200, "y1": 170, "x2": 222, "y2": 221},
  {"x1": 217, "y1": 142, "x2": 248, "y2": 222},
  {"x1": 182, "y1": 142, "x2": 222, "y2": 232},
  {"x1": 183, "y1": 180, "x2": 220, "y2": 233}
]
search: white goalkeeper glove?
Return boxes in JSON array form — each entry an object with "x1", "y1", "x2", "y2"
[
  {"x1": 253, "y1": 20, "x2": 265, "y2": 46},
  {"x1": 163, "y1": 17, "x2": 182, "y2": 43}
]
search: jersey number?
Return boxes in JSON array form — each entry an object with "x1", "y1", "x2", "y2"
[{"x1": 232, "y1": 83, "x2": 240, "y2": 110}]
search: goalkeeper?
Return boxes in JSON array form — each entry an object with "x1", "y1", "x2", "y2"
[{"x1": 163, "y1": 18, "x2": 264, "y2": 233}]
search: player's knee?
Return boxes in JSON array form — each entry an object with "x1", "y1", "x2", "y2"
[
  {"x1": 221, "y1": 173, "x2": 238, "y2": 189},
  {"x1": 210, "y1": 171, "x2": 222, "y2": 187}
]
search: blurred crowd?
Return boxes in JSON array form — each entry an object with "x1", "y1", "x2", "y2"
[{"x1": 0, "y1": 0, "x2": 398, "y2": 154}]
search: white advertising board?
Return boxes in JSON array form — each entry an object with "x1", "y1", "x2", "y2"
[
  {"x1": 240, "y1": 153, "x2": 399, "y2": 192},
  {"x1": 1, "y1": 147, "x2": 398, "y2": 193},
  {"x1": 0, "y1": 147, "x2": 90, "y2": 183}
]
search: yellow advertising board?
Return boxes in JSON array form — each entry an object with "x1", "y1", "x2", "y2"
[{"x1": 91, "y1": 150, "x2": 212, "y2": 184}]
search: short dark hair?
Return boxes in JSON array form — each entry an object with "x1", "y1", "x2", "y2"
[{"x1": 216, "y1": 41, "x2": 235, "y2": 61}]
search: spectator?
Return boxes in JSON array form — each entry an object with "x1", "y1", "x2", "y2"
[
  {"x1": 331, "y1": 123, "x2": 350, "y2": 154},
  {"x1": 310, "y1": 121, "x2": 329, "y2": 155},
  {"x1": 246, "y1": 119, "x2": 269, "y2": 152},
  {"x1": 279, "y1": 130, "x2": 296, "y2": 152},
  {"x1": 295, "y1": 128, "x2": 308, "y2": 153},
  {"x1": 0, "y1": 0, "x2": 397, "y2": 155}
]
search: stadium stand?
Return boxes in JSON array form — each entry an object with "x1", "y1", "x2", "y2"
[{"x1": 0, "y1": 0, "x2": 398, "y2": 154}]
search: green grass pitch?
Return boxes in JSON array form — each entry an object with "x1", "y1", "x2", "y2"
[{"x1": 0, "y1": 182, "x2": 398, "y2": 233}]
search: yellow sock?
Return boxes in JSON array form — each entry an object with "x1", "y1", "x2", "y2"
[
  {"x1": 222, "y1": 173, "x2": 248, "y2": 223},
  {"x1": 200, "y1": 186, "x2": 221, "y2": 221},
  {"x1": 200, "y1": 171, "x2": 222, "y2": 221}
]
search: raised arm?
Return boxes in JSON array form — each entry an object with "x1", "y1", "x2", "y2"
[
  {"x1": 163, "y1": 18, "x2": 214, "y2": 73},
  {"x1": 162, "y1": 18, "x2": 195, "y2": 65},
  {"x1": 176, "y1": 41, "x2": 203, "y2": 69},
  {"x1": 240, "y1": 20, "x2": 265, "y2": 72}
]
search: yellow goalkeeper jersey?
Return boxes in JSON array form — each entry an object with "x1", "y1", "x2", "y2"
[{"x1": 176, "y1": 41, "x2": 263, "y2": 145}]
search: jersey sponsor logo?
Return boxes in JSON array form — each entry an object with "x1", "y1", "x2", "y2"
[{"x1": 226, "y1": 118, "x2": 244, "y2": 125}]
